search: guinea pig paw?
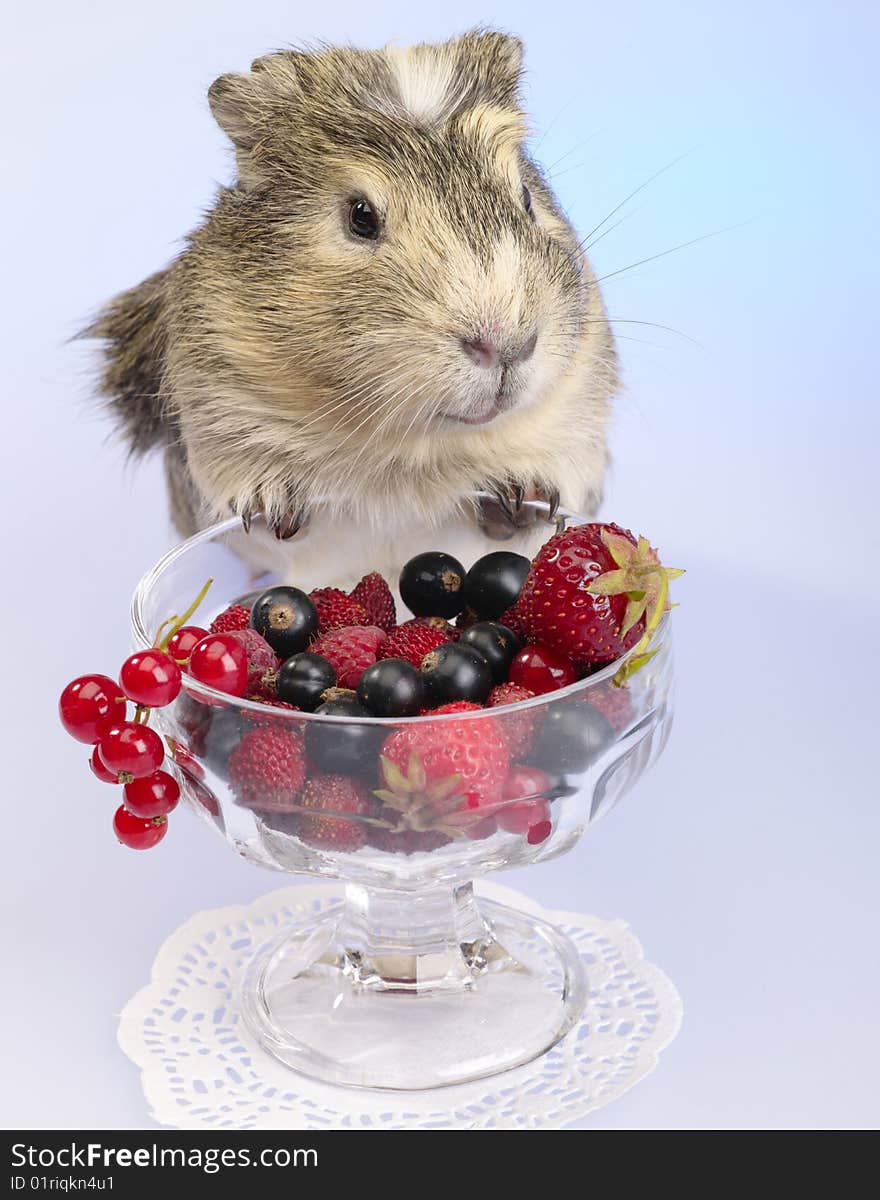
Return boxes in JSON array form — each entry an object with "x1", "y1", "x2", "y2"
[
  {"x1": 477, "y1": 480, "x2": 560, "y2": 537},
  {"x1": 269, "y1": 505, "x2": 309, "y2": 541}
]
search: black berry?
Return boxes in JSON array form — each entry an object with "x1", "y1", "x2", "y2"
[
  {"x1": 529, "y1": 703, "x2": 615, "y2": 773},
  {"x1": 399, "y1": 551, "x2": 466, "y2": 618},
  {"x1": 201, "y1": 708, "x2": 245, "y2": 776},
  {"x1": 463, "y1": 551, "x2": 530, "y2": 619},
  {"x1": 420, "y1": 643, "x2": 493, "y2": 705},
  {"x1": 457, "y1": 621, "x2": 521, "y2": 683},
  {"x1": 250, "y1": 586, "x2": 318, "y2": 658},
  {"x1": 276, "y1": 652, "x2": 336, "y2": 711},
  {"x1": 357, "y1": 658, "x2": 425, "y2": 717},
  {"x1": 305, "y1": 691, "x2": 384, "y2": 776}
]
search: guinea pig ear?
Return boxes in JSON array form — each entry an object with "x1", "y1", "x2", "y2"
[
  {"x1": 454, "y1": 29, "x2": 525, "y2": 107},
  {"x1": 207, "y1": 73, "x2": 260, "y2": 149}
]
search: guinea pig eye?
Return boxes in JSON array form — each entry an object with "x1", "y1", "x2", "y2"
[
  {"x1": 522, "y1": 185, "x2": 534, "y2": 217},
  {"x1": 348, "y1": 198, "x2": 380, "y2": 240}
]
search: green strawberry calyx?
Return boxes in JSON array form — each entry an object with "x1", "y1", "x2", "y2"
[{"x1": 375, "y1": 753, "x2": 494, "y2": 838}]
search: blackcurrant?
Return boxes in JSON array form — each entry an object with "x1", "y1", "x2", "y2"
[
  {"x1": 463, "y1": 551, "x2": 530, "y2": 619},
  {"x1": 399, "y1": 551, "x2": 466, "y2": 618},
  {"x1": 420, "y1": 643, "x2": 493, "y2": 705},
  {"x1": 250, "y1": 586, "x2": 318, "y2": 657},
  {"x1": 305, "y1": 691, "x2": 383, "y2": 776},
  {"x1": 276, "y1": 652, "x2": 336, "y2": 711},
  {"x1": 357, "y1": 658, "x2": 425, "y2": 717},
  {"x1": 528, "y1": 703, "x2": 615, "y2": 773},
  {"x1": 202, "y1": 708, "x2": 245, "y2": 775},
  {"x1": 457, "y1": 621, "x2": 521, "y2": 683}
]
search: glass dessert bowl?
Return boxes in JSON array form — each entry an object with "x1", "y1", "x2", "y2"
[{"x1": 131, "y1": 496, "x2": 674, "y2": 1090}]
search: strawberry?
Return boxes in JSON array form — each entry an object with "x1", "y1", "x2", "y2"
[
  {"x1": 309, "y1": 588, "x2": 370, "y2": 634},
  {"x1": 310, "y1": 625, "x2": 386, "y2": 689},
  {"x1": 377, "y1": 709, "x2": 509, "y2": 840},
  {"x1": 379, "y1": 619, "x2": 449, "y2": 668},
  {"x1": 297, "y1": 774, "x2": 375, "y2": 852},
  {"x1": 227, "y1": 726, "x2": 305, "y2": 812},
  {"x1": 421, "y1": 700, "x2": 484, "y2": 716},
  {"x1": 487, "y1": 683, "x2": 537, "y2": 758},
  {"x1": 520, "y1": 523, "x2": 683, "y2": 668},
  {"x1": 585, "y1": 681, "x2": 633, "y2": 733},
  {"x1": 244, "y1": 696, "x2": 300, "y2": 727},
  {"x1": 208, "y1": 604, "x2": 252, "y2": 635},
  {"x1": 227, "y1": 628, "x2": 279, "y2": 698},
  {"x1": 350, "y1": 572, "x2": 396, "y2": 632},
  {"x1": 367, "y1": 821, "x2": 452, "y2": 855}
]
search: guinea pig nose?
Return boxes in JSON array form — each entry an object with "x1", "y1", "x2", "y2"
[
  {"x1": 513, "y1": 331, "x2": 538, "y2": 364},
  {"x1": 461, "y1": 337, "x2": 503, "y2": 369}
]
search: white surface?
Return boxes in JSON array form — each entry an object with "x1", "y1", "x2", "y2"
[{"x1": 2, "y1": 0, "x2": 878, "y2": 1129}]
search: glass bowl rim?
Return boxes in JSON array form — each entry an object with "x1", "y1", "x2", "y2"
[{"x1": 131, "y1": 501, "x2": 668, "y2": 726}]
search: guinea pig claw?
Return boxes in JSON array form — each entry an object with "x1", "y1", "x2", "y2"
[
  {"x1": 270, "y1": 507, "x2": 307, "y2": 541},
  {"x1": 240, "y1": 507, "x2": 253, "y2": 534},
  {"x1": 546, "y1": 487, "x2": 560, "y2": 519},
  {"x1": 512, "y1": 483, "x2": 525, "y2": 511}
]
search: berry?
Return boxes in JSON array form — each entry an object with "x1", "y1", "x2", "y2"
[
  {"x1": 201, "y1": 708, "x2": 244, "y2": 773},
  {"x1": 166, "y1": 625, "x2": 207, "y2": 666},
  {"x1": 498, "y1": 766, "x2": 552, "y2": 836},
  {"x1": 399, "y1": 551, "x2": 466, "y2": 618},
  {"x1": 98, "y1": 721, "x2": 165, "y2": 780},
  {"x1": 189, "y1": 634, "x2": 249, "y2": 696},
  {"x1": 305, "y1": 691, "x2": 384, "y2": 776},
  {"x1": 357, "y1": 658, "x2": 425, "y2": 717},
  {"x1": 228, "y1": 726, "x2": 305, "y2": 812},
  {"x1": 245, "y1": 696, "x2": 299, "y2": 724},
  {"x1": 429, "y1": 701, "x2": 484, "y2": 715},
  {"x1": 585, "y1": 681, "x2": 634, "y2": 733},
  {"x1": 311, "y1": 625, "x2": 386, "y2": 689},
  {"x1": 379, "y1": 620, "x2": 448, "y2": 668},
  {"x1": 167, "y1": 739, "x2": 204, "y2": 780},
  {"x1": 123, "y1": 769, "x2": 180, "y2": 818},
  {"x1": 458, "y1": 621, "x2": 521, "y2": 683},
  {"x1": 119, "y1": 649, "x2": 182, "y2": 708},
  {"x1": 529, "y1": 702, "x2": 615, "y2": 773},
  {"x1": 350, "y1": 572, "x2": 396, "y2": 631},
  {"x1": 420, "y1": 643, "x2": 493, "y2": 706},
  {"x1": 113, "y1": 805, "x2": 167, "y2": 850},
  {"x1": 497, "y1": 600, "x2": 529, "y2": 640},
  {"x1": 487, "y1": 683, "x2": 537, "y2": 758},
  {"x1": 509, "y1": 644, "x2": 578, "y2": 695},
  {"x1": 378, "y1": 710, "x2": 509, "y2": 838},
  {"x1": 464, "y1": 551, "x2": 530, "y2": 619},
  {"x1": 89, "y1": 744, "x2": 119, "y2": 784},
  {"x1": 208, "y1": 605, "x2": 251, "y2": 635},
  {"x1": 520, "y1": 522, "x2": 681, "y2": 665},
  {"x1": 250, "y1": 586, "x2": 318, "y2": 657},
  {"x1": 59, "y1": 674, "x2": 126, "y2": 744},
  {"x1": 276, "y1": 652, "x2": 336, "y2": 710},
  {"x1": 367, "y1": 821, "x2": 453, "y2": 855},
  {"x1": 297, "y1": 774, "x2": 375, "y2": 852},
  {"x1": 227, "y1": 628, "x2": 278, "y2": 697},
  {"x1": 309, "y1": 587, "x2": 370, "y2": 634}
]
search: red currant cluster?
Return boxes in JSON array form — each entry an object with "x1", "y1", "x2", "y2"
[{"x1": 57, "y1": 585, "x2": 217, "y2": 850}]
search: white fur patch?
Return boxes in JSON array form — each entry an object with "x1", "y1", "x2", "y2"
[{"x1": 384, "y1": 45, "x2": 456, "y2": 123}]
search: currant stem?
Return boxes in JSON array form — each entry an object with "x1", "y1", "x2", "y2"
[{"x1": 155, "y1": 578, "x2": 214, "y2": 651}]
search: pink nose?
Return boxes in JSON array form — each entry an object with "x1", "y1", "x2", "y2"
[{"x1": 461, "y1": 331, "x2": 538, "y2": 369}]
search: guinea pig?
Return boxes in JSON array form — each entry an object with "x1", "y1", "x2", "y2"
[{"x1": 86, "y1": 30, "x2": 617, "y2": 579}]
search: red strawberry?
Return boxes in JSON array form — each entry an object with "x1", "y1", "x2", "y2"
[
  {"x1": 487, "y1": 683, "x2": 537, "y2": 758},
  {"x1": 367, "y1": 821, "x2": 452, "y2": 855},
  {"x1": 350, "y1": 572, "x2": 396, "y2": 632},
  {"x1": 209, "y1": 604, "x2": 252, "y2": 635},
  {"x1": 378, "y1": 710, "x2": 509, "y2": 840},
  {"x1": 309, "y1": 588, "x2": 370, "y2": 634},
  {"x1": 244, "y1": 696, "x2": 300, "y2": 727},
  {"x1": 585, "y1": 681, "x2": 634, "y2": 733},
  {"x1": 423, "y1": 700, "x2": 484, "y2": 716},
  {"x1": 227, "y1": 726, "x2": 305, "y2": 812},
  {"x1": 498, "y1": 765, "x2": 552, "y2": 839},
  {"x1": 310, "y1": 624, "x2": 386, "y2": 688},
  {"x1": 521, "y1": 523, "x2": 682, "y2": 666},
  {"x1": 297, "y1": 774, "x2": 375, "y2": 852},
  {"x1": 227, "y1": 628, "x2": 279, "y2": 698},
  {"x1": 379, "y1": 619, "x2": 449, "y2": 668}
]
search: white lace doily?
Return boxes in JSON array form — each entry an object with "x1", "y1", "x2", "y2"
[{"x1": 118, "y1": 881, "x2": 682, "y2": 1130}]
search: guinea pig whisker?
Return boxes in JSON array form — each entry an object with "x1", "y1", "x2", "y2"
[
  {"x1": 601, "y1": 317, "x2": 700, "y2": 346},
  {"x1": 577, "y1": 151, "x2": 693, "y2": 250},
  {"x1": 591, "y1": 220, "x2": 752, "y2": 288}
]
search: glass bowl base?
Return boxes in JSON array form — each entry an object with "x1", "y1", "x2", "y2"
[{"x1": 239, "y1": 894, "x2": 587, "y2": 1090}]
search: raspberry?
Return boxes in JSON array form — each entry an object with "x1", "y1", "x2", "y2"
[
  {"x1": 379, "y1": 619, "x2": 448, "y2": 668},
  {"x1": 310, "y1": 625, "x2": 386, "y2": 688},
  {"x1": 585, "y1": 681, "x2": 634, "y2": 733},
  {"x1": 350, "y1": 572, "x2": 396, "y2": 632},
  {"x1": 487, "y1": 683, "x2": 537, "y2": 758},
  {"x1": 208, "y1": 604, "x2": 252, "y2": 635},
  {"x1": 227, "y1": 726, "x2": 305, "y2": 812},
  {"x1": 497, "y1": 600, "x2": 529, "y2": 640},
  {"x1": 227, "y1": 628, "x2": 279, "y2": 698},
  {"x1": 309, "y1": 587, "x2": 370, "y2": 634},
  {"x1": 297, "y1": 774, "x2": 375, "y2": 852}
]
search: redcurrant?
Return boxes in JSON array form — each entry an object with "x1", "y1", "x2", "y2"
[
  {"x1": 166, "y1": 625, "x2": 208, "y2": 667},
  {"x1": 98, "y1": 721, "x2": 164, "y2": 780},
  {"x1": 508, "y1": 644, "x2": 578, "y2": 695},
  {"x1": 119, "y1": 649, "x2": 182, "y2": 707},
  {"x1": 113, "y1": 805, "x2": 167, "y2": 850},
  {"x1": 89, "y1": 744, "x2": 119, "y2": 785},
  {"x1": 498, "y1": 765, "x2": 552, "y2": 835},
  {"x1": 189, "y1": 635, "x2": 249, "y2": 696},
  {"x1": 124, "y1": 770, "x2": 180, "y2": 818},
  {"x1": 59, "y1": 674, "x2": 126, "y2": 744}
]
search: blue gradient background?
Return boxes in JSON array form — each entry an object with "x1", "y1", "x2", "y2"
[{"x1": 2, "y1": 2, "x2": 877, "y2": 1128}]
